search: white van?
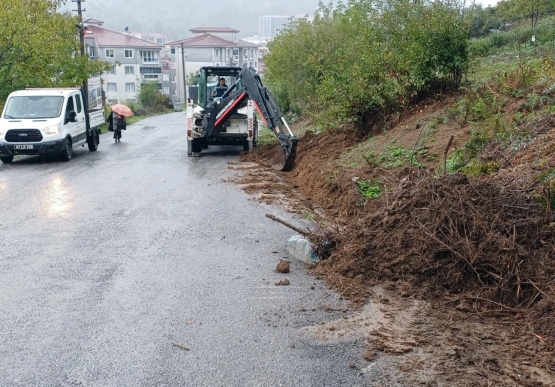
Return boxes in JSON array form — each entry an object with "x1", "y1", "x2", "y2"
[{"x1": 0, "y1": 88, "x2": 104, "y2": 164}]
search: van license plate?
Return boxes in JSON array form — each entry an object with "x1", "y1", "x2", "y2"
[{"x1": 14, "y1": 145, "x2": 34, "y2": 150}]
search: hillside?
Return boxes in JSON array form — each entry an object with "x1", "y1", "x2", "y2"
[{"x1": 234, "y1": 17, "x2": 555, "y2": 386}]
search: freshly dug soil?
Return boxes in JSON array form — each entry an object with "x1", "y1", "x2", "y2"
[{"x1": 237, "y1": 117, "x2": 555, "y2": 385}]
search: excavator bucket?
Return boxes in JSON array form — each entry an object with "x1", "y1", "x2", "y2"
[{"x1": 271, "y1": 137, "x2": 298, "y2": 171}]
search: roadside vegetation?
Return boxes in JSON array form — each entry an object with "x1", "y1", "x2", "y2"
[{"x1": 264, "y1": 0, "x2": 555, "y2": 181}]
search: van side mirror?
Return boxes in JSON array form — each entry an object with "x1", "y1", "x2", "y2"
[{"x1": 68, "y1": 111, "x2": 77, "y2": 123}]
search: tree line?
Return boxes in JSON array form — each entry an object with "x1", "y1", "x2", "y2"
[{"x1": 264, "y1": 0, "x2": 553, "y2": 130}]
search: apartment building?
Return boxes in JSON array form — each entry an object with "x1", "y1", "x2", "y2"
[
  {"x1": 84, "y1": 20, "x2": 163, "y2": 104},
  {"x1": 259, "y1": 15, "x2": 292, "y2": 39},
  {"x1": 168, "y1": 27, "x2": 260, "y2": 102}
]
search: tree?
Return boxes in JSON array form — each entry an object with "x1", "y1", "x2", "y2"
[
  {"x1": 497, "y1": 0, "x2": 553, "y2": 28},
  {"x1": 0, "y1": 0, "x2": 111, "y2": 102},
  {"x1": 264, "y1": 0, "x2": 470, "y2": 130}
]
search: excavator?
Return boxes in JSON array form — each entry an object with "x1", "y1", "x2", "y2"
[{"x1": 186, "y1": 66, "x2": 298, "y2": 171}]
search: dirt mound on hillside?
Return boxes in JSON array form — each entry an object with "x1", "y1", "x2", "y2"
[
  {"x1": 236, "y1": 119, "x2": 555, "y2": 384},
  {"x1": 327, "y1": 172, "x2": 555, "y2": 310}
]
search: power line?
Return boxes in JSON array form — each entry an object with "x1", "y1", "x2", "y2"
[{"x1": 85, "y1": 0, "x2": 140, "y2": 32}]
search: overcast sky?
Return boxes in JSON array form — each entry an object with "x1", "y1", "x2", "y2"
[
  {"x1": 76, "y1": 0, "x2": 323, "y2": 39},
  {"x1": 73, "y1": 0, "x2": 501, "y2": 40}
]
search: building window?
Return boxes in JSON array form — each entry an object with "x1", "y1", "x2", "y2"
[
  {"x1": 140, "y1": 67, "x2": 162, "y2": 74},
  {"x1": 124, "y1": 49, "x2": 133, "y2": 58},
  {"x1": 163, "y1": 87, "x2": 169, "y2": 95},
  {"x1": 170, "y1": 47, "x2": 176, "y2": 54},
  {"x1": 107, "y1": 99, "x2": 118, "y2": 104},
  {"x1": 125, "y1": 83, "x2": 135, "y2": 92},
  {"x1": 143, "y1": 74, "x2": 159, "y2": 79},
  {"x1": 88, "y1": 47, "x2": 96, "y2": 59},
  {"x1": 105, "y1": 67, "x2": 116, "y2": 75},
  {"x1": 140, "y1": 50, "x2": 158, "y2": 63},
  {"x1": 125, "y1": 66, "x2": 134, "y2": 75},
  {"x1": 127, "y1": 99, "x2": 136, "y2": 103},
  {"x1": 163, "y1": 74, "x2": 169, "y2": 82},
  {"x1": 156, "y1": 37, "x2": 164, "y2": 44},
  {"x1": 107, "y1": 83, "x2": 117, "y2": 92},
  {"x1": 105, "y1": 49, "x2": 115, "y2": 58}
]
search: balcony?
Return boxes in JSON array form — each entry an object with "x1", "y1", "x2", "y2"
[
  {"x1": 142, "y1": 57, "x2": 159, "y2": 64},
  {"x1": 142, "y1": 74, "x2": 161, "y2": 82}
]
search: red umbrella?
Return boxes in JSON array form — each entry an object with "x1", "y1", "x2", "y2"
[{"x1": 110, "y1": 104, "x2": 133, "y2": 117}]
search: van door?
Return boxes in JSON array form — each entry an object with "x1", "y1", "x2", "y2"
[
  {"x1": 63, "y1": 95, "x2": 80, "y2": 142},
  {"x1": 73, "y1": 92, "x2": 87, "y2": 143}
]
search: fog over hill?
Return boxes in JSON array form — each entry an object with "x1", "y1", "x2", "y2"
[{"x1": 75, "y1": 0, "x2": 324, "y2": 40}]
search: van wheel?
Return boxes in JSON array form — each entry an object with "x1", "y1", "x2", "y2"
[
  {"x1": 1, "y1": 156, "x2": 13, "y2": 164},
  {"x1": 87, "y1": 130, "x2": 99, "y2": 151},
  {"x1": 60, "y1": 137, "x2": 72, "y2": 161}
]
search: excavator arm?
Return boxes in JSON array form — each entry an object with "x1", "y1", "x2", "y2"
[{"x1": 205, "y1": 67, "x2": 298, "y2": 171}]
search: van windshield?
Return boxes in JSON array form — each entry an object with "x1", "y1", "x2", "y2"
[{"x1": 3, "y1": 96, "x2": 64, "y2": 119}]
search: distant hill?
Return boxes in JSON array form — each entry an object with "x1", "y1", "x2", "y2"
[{"x1": 79, "y1": 0, "x2": 323, "y2": 40}]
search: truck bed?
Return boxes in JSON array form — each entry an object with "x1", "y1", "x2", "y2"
[{"x1": 89, "y1": 109, "x2": 105, "y2": 129}]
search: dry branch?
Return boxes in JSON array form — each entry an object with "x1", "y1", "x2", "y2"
[{"x1": 265, "y1": 213, "x2": 310, "y2": 235}]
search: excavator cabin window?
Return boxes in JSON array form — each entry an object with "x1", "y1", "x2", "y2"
[{"x1": 199, "y1": 67, "x2": 241, "y2": 108}]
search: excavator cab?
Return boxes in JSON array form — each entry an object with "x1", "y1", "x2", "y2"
[{"x1": 198, "y1": 68, "x2": 241, "y2": 109}]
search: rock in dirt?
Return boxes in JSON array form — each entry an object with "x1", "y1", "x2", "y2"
[
  {"x1": 275, "y1": 259, "x2": 290, "y2": 273},
  {"x1": 275, "y1": 279, "x2": 290, "y2": 286}
]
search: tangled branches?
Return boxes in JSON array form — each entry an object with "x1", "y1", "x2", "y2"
[{"x1": 348, "y1": 173, "x2": 555, "y2": 310}]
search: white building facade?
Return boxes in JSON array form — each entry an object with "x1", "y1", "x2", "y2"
[
  {"x1": 169, "y1": 28, "x2": 260, "y2": 103},
  {"x1": 84, "y1": 21, "x2": 163, "y2": 104},
  {"x1": 259, "y1": 15, "x2": 292, "y2": 39}
]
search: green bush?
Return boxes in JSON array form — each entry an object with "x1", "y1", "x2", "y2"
[
  {"x1": 356, "y1": 179, "x2": 383, "y2": 199},
  {"x1": 264, "y1": 0, "x2": 469, "y2": 131},
  {"x1": 136, "y1": 83, "x2": 170, "y2": 114}
]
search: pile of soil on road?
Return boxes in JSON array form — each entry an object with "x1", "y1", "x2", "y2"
[{"x1": 237, "y1": 114, "x2": 555, "y2": 385}]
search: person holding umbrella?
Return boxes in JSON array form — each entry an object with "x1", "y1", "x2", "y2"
[{"x1": 108, "y1": 104, "x2": 133, "y2": 142}]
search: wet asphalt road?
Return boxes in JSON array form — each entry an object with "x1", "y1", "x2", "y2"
[{"x1": 0, "y1": 112, "x2": 370, "y2": 387}]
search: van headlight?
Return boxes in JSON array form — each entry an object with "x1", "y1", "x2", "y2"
[
  {"x1": 0, "y1": 128, "x2": 4, "y2": 136},
  {"x1": 44, "y1": 124, "x2": 61, "y2": 135}
]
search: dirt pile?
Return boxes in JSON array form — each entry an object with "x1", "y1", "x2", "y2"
[
  {"x1": 237, "y1": 109, "x2": 555, "y2": 384},
  {"x1": 338, "y1": 172, "x2": 555, "y2": 310}
]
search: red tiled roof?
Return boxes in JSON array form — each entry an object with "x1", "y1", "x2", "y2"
[
  {"x1": 168, "y1": 34, "x2": 260, "y2": 48},
  {"x1": 190, "y1": 27, "x2": 240, "y2": 33},
  {"x1": 87, "y1": 26, "x2": 162, "y2": 48}
]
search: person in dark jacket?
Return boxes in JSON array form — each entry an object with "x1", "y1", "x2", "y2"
[
  {"x1": 107, "y1": 111, "x2": 114, "y2": 132},
  {"x1": 211, "y1": 78, "x2": 228, "y2": 98}
]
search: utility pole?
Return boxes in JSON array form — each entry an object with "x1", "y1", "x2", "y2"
[
  {"x1": 73, "y1": 0, "x2": 88, "y2": 109},
  {"x1": 181, "y1": 43, "x2": 187, "y2": 102}
]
